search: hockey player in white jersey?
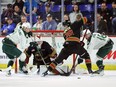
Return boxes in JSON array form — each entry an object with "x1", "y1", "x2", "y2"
[
  {"x1": 2, "y1": 22, "x2": 33, "y2": 75},
  {"x1": 81, "y1": 29, "x2": 114, "y2": 75}
]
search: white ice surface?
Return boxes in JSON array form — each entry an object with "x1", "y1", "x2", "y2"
[{"x1": 0, "y1": 70, "x2": 116, "y2": 87}]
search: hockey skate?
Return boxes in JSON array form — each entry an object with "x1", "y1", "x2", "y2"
[
  {"x1": 92, "y1": 66, "x2": 105, "y2": 76},
  {"x1": 42, "y1": 70, "x2": 49, "y2": 77},
  {"x1": 88, "y1": 70, "x2": 93, "y2": 74},
  {"x1": 5, "y1": 66, "x2": 12, "y2": 76},
  {"x1": 6, "y1": 70, "x2": 11, "y2": 76},
  {"x1": 20, "y1": 66, "x2": 29, "y2": 75}
]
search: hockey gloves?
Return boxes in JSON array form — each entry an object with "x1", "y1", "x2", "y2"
[
  {"x1": 30, "y1": 42, "x2": 38, "y2": 47},
  {"x1": 28, "y1": 31, "x2": 33, "y2": 37}
]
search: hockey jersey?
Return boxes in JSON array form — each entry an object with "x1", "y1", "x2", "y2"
[{"x1": 87, "y1": 33, "x2": 110, "y2": 52}]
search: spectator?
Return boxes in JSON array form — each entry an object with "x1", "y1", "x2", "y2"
[
  {"x1": 16, "y1": 15, "x2": 31, "y2": 30},
  {"x1": 110, "y1": 1, "x2": 116, "y2": 20},
  {"x1": 110, "y1": 1, "x2": 116, "y2": 34},
  {"x1": 98, "y1": 2, "x2": 111, "y2": 34},
  {"x1": 1, "y1": 17, "x2": 16, "y2": 36},
  {"x1": 13, "y1": 0, "x2": 24, "y2": 11},
  {"x1": 96, "y1": 13, "x2": 108, "y2": 34},
  {"x1": 57, "y1": 14, "x2": 71, "y2": 30},
  {"x1": 23, "y1": 0, "x2": 38, "y2": 24},
  {"x1": 42, "y1": 14, "x2": 57, "y2": 30},
  {"x1": 112, "y1": 17, "x2": 116, "y2": 34},
  {"x1": 44, "y1": 0, "x2": 55, "y2": 6},
  {"x1": 33, "y1": 16, "x2": 43, "y2": 30},
  {"x1": 13, "y1": 5, "x2": 22, "y2": 24},
  {"x1": 1, "y1": 4, "x2": 14, "y2": 24},
  {"x1": 54, "y1": 6, "x2": 69, "y2": 23},
  {"x1": 40, "y1": 3, "x2": 54, "y2": 21},
  {"x1": 69, "y1": 4, "x2": 83, "y2": 23}
]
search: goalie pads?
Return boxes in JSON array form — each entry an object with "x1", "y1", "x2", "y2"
[
  {"x1": 55, "y1": 65, "x2": 69, "y2": 74},
  {"x1": 39, "y1": 65, "x2": 69, "y2": 75}
]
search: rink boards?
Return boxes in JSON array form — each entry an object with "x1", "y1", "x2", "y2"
[{"x1": 0, "y1": 36, "x2": 116, "y2": 70}]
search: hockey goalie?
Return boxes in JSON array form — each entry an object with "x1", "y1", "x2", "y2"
[{"x1": 24, "y1": 36, "x2": 69, "y2": 75}]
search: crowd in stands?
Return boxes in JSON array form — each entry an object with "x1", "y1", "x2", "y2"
[{"x1": 0, "y1": 0, "x2": 116, "y2": 36}]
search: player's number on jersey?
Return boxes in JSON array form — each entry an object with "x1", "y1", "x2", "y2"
[{"x1": 94, "y1": 34, "x2": 107, "y2": 41}]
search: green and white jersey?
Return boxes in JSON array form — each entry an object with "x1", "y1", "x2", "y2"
[
  {"x1": 88, "y1": 33, "x2": 110, "y2": 51},
  {"x1": 6, "y1": 27, "x2": 33, "y2": 50}
]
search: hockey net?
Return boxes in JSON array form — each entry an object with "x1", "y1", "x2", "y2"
[{"x1": 15, "y1": 30, "x2": 87, "y2": 74}]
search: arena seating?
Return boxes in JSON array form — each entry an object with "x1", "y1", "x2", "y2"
[
  {"x1": 37, "y1": 3, "x2": 111, "y2": 20},
  {"x1": 51, "y1": 5, "x2": 61, "y2": 12}
]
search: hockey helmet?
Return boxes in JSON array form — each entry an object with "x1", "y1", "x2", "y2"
[{"x1": 22, "y1": 22, "x2": 31, "y2": 29}]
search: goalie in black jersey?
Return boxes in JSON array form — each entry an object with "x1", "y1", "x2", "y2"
[
  {"x1": 24, "y1": 36, "x2": 57, "y2": 74},
  {"x1": 43, "y1": 14, "x2": 93, "y2": 76}
]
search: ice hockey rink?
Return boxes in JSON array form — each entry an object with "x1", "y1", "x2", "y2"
[{"x1": 0, "y1": 70, "x2": 116, "y2": 87}]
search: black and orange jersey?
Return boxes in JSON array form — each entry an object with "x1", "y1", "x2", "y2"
[{"x1": 63, "y1": 18, "x2": 86, "y2": 43}]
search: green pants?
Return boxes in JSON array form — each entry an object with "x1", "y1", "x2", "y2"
[
  {"x1": 97, "y1": 39, "x2": 114, "y2": 58},
  {"x1": 2, "y1": 38, "x2": 22, "y2": 59}
]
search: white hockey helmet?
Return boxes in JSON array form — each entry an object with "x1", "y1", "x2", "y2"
[
  {"x1": 82, "y1": 29, "x2": 91, "y2": 36},
  {"x1": 22, "y1": 22, "x2": 31, "y2": 29}
]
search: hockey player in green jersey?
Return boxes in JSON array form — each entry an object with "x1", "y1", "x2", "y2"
[
  {"x1": 82, "y1": 29, "x2": 114, "y2": 75},
  {"x1": 2, "y1": 22, "x2": 33, "y2": 75}
]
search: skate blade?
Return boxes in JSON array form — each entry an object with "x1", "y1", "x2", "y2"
[{"x1": 90, "y1": 73, "x2": 104, "y2": 77}]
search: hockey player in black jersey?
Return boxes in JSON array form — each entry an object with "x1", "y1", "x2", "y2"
[
  {"x1": 43, "y1": 14, "x2": 93, "y2": 76},
  {"x1": 24, "y1": 36, "x2": 57, "y2": 74}
]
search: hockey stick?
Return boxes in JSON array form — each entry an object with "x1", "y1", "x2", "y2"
[
  {"x1": 60, "y1": 29, "x2": 88, "y2": 76},
  {"x1": 36, "y1": 46, "x2": 48, "y2": 69}
]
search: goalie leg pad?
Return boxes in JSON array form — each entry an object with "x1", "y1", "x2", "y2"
[{"x1": 56, "y1": 65, "x2": 69, "y2": 74}]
